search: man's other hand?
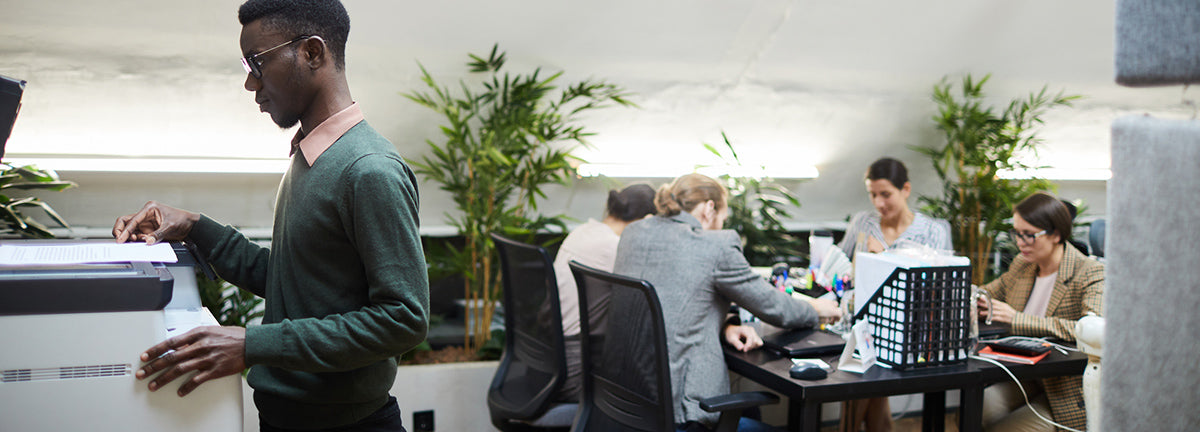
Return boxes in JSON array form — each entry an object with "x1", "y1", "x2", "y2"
[{"x1": 137, "y1": 326, "x2": 247, "y2": 397}]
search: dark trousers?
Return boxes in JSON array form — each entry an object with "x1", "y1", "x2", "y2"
[{"x1": 261, "y1": 396, "x2": 407, "y2": 432}]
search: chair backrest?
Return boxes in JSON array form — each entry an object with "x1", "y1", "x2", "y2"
[
  {"x1": 1068, "y1": 238, "x2": 1091, "y2": 257},
  {"x1": 1089, "y1": 219, "x2": 1106, "y2": 258},
  {"x1": 488, "y1": 234, "x2": 568, "y2": 422},
  {"x1": 569, "y1": 260, "x2": 675, "y2": 432}
]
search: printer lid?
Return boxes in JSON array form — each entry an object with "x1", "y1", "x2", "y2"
[{"x1": 0, "y1": 240, "x2": 180, "y2": 315}]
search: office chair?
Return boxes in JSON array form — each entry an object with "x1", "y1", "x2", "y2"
[
  {"x1": 1088, "y1": 219, "x2": 1105, "y2": 258},
  {"x1": 568, "y1": 261, "x2": 779, "y2": 432},
  {"x1": 1068, "y1": 238, "x2": 1091, "y2": 257},
  {"x1": 488, "y1": 234, "x2": 576, "y2": 431}
]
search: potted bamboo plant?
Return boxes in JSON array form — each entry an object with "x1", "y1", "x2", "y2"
[
  {"x1": 405, "y1": 45, "x2": 633, "y2": 354},
  {"x1": 913, "y1": 74, "x2": 1078, "y2": 285}
]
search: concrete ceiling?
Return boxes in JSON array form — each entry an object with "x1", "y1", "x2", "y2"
[{"x1": 1, "y1": 0, "x2": 1193, "y2": 226}]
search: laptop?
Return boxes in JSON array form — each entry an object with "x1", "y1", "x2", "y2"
[{"x1": 760, "y1": 327, "x2": 847, "y2": 358}]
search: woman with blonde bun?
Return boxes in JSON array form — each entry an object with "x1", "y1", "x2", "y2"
[{"x1": 614, "y1": 173, "x2": 840, "y2": 432}]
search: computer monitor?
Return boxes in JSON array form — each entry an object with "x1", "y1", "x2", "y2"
[{"x1": 0, "y1": 74, "x2": 27, "y2": 162}]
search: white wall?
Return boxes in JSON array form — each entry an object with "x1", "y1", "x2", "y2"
[{"x1": 3, "y1": 0, "x2": 1194, "y2": 233}]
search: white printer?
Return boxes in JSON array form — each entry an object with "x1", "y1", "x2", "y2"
[{"x1": 0, "y1": 240, "x2": 243, "y2": 431}]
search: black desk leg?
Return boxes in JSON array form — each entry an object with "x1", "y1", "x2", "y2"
[
  {"x1": 786, "y1": 400, "x2": 821, "y2": 432},
  {"x1": 959, "y1": 386, "x2": 984, "y2": 432},
  {"x1": 922, "y1": 391, "x2": 946, "y2": 432}
]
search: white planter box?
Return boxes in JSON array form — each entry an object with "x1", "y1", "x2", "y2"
[
  {"x1": 241, "y1": 361, "x2": 500, "y2": 432},
  {"x1": 392, "y1": 361, "x2": 501, "y2": 431}
]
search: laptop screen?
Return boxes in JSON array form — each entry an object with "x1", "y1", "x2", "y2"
[{"x1": 0, "y1": 74, "x2": 27, "y2": 162}]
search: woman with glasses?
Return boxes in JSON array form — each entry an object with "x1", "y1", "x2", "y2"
[{"x1": 978, "y1": 192, "x2": 1104, "y2": 432}]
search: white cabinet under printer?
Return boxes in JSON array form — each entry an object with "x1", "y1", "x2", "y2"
[{"x1": 0, "y1": 241, "x2": 242, "y2": 431}]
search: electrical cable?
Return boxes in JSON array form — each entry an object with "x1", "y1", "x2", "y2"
[
  {"x1": 890, "y1": 393, "x2": 915, "y2": 422},
  {"x1": 969, "y1": 355, "x2": 1083, "y2": 432}
]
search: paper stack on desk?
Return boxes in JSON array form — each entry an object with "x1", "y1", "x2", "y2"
[{"x1": 817, "y1": 247, "x2": 852, "y2": 280}]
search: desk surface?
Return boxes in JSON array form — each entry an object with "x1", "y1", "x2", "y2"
[
  {"x1": 724, "y1": 337, "x2": 1087, "y2": 432},
  {"x1": 725, "y1": 347, "x2": 1087, "y2": 397},
  {"x1": 725, "y1": 348, "x2": 977, "y2": 402}
]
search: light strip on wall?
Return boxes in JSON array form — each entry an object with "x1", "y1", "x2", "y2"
[
  {"x1": 996, "y1": 168, "x2": 1111, "y2": 181},
  {"x1": 2, "y1": 157, "x2": 291, "y2": 174},
  {"x1": 576, "y1": 163, "x2": 819, "y2": 179}
]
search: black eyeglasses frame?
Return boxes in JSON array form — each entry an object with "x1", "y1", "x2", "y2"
[{"x1": 240, "y1": 35, "x2": 320, "y2": 79}]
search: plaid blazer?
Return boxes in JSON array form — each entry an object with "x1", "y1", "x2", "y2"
[{"x1": 982, "y1": 243, "x2": 1104, "y2": 431}]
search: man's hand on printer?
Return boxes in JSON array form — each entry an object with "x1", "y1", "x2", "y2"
[
  {"x1": 137, "y1": 325, "x2": 246, "y2": 397},
  {"x1": 113, "y1": 201, "x2": 202, "y2": 244}
]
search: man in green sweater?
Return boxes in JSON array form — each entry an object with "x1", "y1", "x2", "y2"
[{"x1": 112, "y1": 1, "x2": 429, "y2": 430}]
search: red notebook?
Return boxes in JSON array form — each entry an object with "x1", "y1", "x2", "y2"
[{"x1": 977, "y1": 345, "x2": 1050, "y2": 365}]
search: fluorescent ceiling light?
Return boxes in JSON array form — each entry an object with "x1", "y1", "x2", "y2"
[
  {"x1": 576, "y1": 163, "x2": 818, "y2": 179},
  {"x1": 997, "y1": 168, "x2": 1111, "y2": 181},
  {"x1": 2, "y1": 157, "x2": 291, "y2": 174}
]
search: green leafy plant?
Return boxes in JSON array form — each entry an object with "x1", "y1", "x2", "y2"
[
  {"x1": 703, "y1": 132, "x2": 803, "y2": 266},
  {"x1": 196, "y1": 273, "x2": 264, "y2": 328},
  {"x1": 0, "y1": 163, "x2": 75, "y2": 238},
  {"x1": 913, "y1": 74, "x2": 1079, "y2": 285},
  {"x1": 404, "y1": 45, "x2": 634, "y2": 353}
]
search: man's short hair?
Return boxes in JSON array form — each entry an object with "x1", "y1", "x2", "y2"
[{"x1": 238, "y1": 0, "x2": 350, "y2": 70}]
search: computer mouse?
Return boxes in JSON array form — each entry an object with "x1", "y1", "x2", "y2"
[{"x1": 789, "y1": 363, "x2": 828, "y2": 380}]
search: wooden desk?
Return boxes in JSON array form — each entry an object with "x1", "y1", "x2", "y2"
[{"x1": 724, "y1": 345, "x2": 1088, "y2": 432}]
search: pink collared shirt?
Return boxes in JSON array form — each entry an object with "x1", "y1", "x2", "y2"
[{"x1": 290, "y1": 102, "x2": 365, "y2": 166}]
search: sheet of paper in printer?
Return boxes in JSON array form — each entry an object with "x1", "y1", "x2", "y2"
[{"x1": 0, "y1": 242, "x2": 178, "y2": 265}]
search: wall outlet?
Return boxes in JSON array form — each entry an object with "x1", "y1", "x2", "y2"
[{"x1": 413, "y1": 410, "x2": 434, "y2": 432}]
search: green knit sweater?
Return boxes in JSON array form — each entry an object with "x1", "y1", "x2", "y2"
[{"x1": 188, "y1": 121, "x2": 429, "y2": 429}]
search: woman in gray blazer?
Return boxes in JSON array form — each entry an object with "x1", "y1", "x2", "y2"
[{"x1": 614, "y1": 173, "x2": 840, "y2": 432}]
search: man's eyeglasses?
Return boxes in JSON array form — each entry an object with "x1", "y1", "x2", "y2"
[
  {"x1": 1009, "y1": 229, "x2": 1050, "y2": 243},
  {"x1": 240, "y1": 35, "x2": 319, "y2": 79}
]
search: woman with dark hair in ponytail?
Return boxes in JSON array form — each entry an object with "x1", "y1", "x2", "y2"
[
  {"x1": 840, "y1": 157, "x2": 952, "y2": 258},
  {"x1": 613, "y1": 173, "x2": 840, "y2": 432},
  {"x1": 550, "y1": 183, "x2": 657, "y2": 402},
  {"x1": 839, "y1": 157, "x2": 953, "y2": 432}
]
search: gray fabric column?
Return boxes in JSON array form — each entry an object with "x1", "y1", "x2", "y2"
[
  {"x1": 1115, "y1": 0, "x2": 1200, "y2": 86},
  {"x1": 1105, "y1": 116, "x2": 1200, "y2": 431}
]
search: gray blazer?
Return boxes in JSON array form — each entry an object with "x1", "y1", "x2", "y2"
[{"x1": 614, "y1": 212, "x2": 818, "y2": 426}]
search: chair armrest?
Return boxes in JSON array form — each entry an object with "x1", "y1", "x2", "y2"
[{"x1": 699, "y1": 391, "x2": 780, "y2": 413}]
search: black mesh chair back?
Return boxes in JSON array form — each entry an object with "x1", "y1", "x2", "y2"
[
  {"x1": 569, "y1": 260, "x2": 674, "y2": 432},
  {"x1": 488, "y1": 234, "x2": 569, "y2": 428}
]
